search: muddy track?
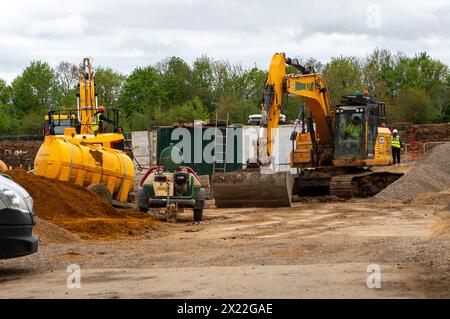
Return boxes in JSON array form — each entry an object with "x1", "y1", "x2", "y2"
[{"x1": 0, "y1": 200, "x2": 449, "y2": 298}]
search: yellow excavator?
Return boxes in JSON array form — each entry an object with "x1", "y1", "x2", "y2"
[
  {"x1": 34, "y1": 58, "x2": 134, "y2": 205},
  {"x1": 212, "y1": 53, "x2": 402, "y2": 208}
]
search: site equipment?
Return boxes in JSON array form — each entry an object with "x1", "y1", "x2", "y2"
[
  {"x1": 212, "y1": 53, "x2": 402, "y2": 208},
  {"x1": 34, "y1": 58, "x2": 134, "y2": 205},
  {"x1": 137, "y1": 145, "x2": 205, "y2": 222}
]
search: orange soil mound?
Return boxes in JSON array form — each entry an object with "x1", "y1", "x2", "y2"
[
  {"x1": 33, "y1": 217, "x2": 80, "y2": 244},
  {"x1": 7, "y1": 169, "x2": 159, "y2": 241},
  {"x1": 8, "y1": 168, "x2": 120, "y2": 220}
]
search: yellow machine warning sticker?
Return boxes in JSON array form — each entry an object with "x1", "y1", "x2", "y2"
[{"x1": 154, "y1": 182, "x2": 173, "y2": 197}]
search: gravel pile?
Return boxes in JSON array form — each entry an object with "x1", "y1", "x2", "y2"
[
  {"x1": 421, "y1": 143, "x2": 450, "y2": 174},
  {"x1": 375, "y1": 144, "x2": 450, "y2": 203}
]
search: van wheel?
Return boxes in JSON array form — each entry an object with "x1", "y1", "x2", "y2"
[{"x1": 87, "y1": 184, "x2": 113, "y2": 205}]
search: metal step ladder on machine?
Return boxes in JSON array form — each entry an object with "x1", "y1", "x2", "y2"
[{"x1": 212, "y1": 112, "x2": 229, "y2": 174}]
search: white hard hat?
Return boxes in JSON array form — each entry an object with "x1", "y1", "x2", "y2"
[{"x1": 393, "y1": 129, "x2": 398, "y2": 133}]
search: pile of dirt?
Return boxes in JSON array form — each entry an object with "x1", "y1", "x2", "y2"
[
  {"x1": 34, "y1": 217, "x2": 80, "y2": 244},
  {"x1": 0, "y1": 140, "x2": 42, "y2": 169},
  {"x1": 410, "y1": 189, "x2": 450, "y2": 206},
  {"x1": 7, "y1": 169, "x2": 159, "y2": 241},
  {"x1": 8, "y1": 168, "x2": 120, "y2": 220},
  {"x1": 56, "y1": 210, "x2": 161, "y2": 240},
  {"x1": 397, "y1": 123, "x2": 450, "y2": 144},
  {"x1": 375, "y1": 144, "x2": 450, "y2": 203}
]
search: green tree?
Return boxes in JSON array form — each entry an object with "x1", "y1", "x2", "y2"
[
  {"x1": 431, "y1": 81, "x2": 450, "y2": 122},
  {"x1": 167, "y1": 97, "x2": 209, "y2": 123},
  {"x1": 95, "y1": 67, "x2": 126, "y2": 108},
  {"x1": 323, "y1": 56, "x2": 362, "y2": 105},
  {"x1": 158, "y1": 57, "x2": 193, "y2": 107},
  {"x1": 0, "y1": 79, "x2": 20, "y2": 134},
  {"x1": 212, "y1": 60, "x2": 266, "y2": 122},
  {"x1": 362, "y1": 49, "x2": 392, "y2": 102},
  {"x1": 0, "y1": 79, "x2": 11, "y2": 105},
  {"x1": 217, "y1": 95, "x2": 259, "y2": 124},
  {"x1": 11, "y1": 61, "x2": 61, "y2": 115},
  {"x1": 0, "y1": 104, "x2": 20, "y2": 134},
  {"x1": 192, "y1": 56, "x2": 215, "y2": 112},
  {"x1": 55, "y1": 61, "x2": 78, "y2": 108},
  {"x1": 389, "y1": 86, "x2": 437, "y2": 124},
  {"x1": 20, "y1": 112, "x2": 45, "y2": 135},
  {"x1": 119, "y1": 66, "x2": 163, "y2": 119}
]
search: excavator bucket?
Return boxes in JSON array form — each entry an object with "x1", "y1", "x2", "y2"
[{"x1": 211, "y1": 170, "x2": 294, "y2": 208}]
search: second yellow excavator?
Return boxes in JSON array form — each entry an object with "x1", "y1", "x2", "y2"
[
  {"x1": 34, "y1": 58, "x2": 134, "y2": 205},
  {"x1": 212, "y1": 53, "x2": 402, "y2": 208}
]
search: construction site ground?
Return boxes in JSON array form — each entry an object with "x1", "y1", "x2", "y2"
[{"x1": 1, "y1": 199, "x2": 449, "y2": 298}]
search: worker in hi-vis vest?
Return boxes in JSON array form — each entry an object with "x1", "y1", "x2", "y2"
[
  {"x1": 92, "y1": 106, "x2": 114, "y2": 133},
  {"x1": 345, "y1": 116, "x2": 362, "y2": 139},
  {"x1": 391, "y1": 129, "x2": 402, "y2": 165}
]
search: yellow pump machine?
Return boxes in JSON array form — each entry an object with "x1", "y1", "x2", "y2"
[
  {"x1": 34, "y1": 58, "x2": 134, "y2": 204},
  {"x1": 212, "y1": 53, "x2": 402, "y2": 208}
]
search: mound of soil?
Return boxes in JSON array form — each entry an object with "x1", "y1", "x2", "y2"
[
  {"x1": 397, "y1": 123, "x2": 450, "y2": 144},
  {"x1": 34, "y1": 217, "x2": 80, "y2": 244},
  {"x1": 56, "y1": 210, "x2": 160, "y2": 240},
  {"x1": 410, "y1": 189, "x2": 450, "y2": 206},
  {"x1": 7, "y1": 169, "x2": 159, "y2": 241},
  {"x1": 7, "y1": 169, "x2": 120, "y2": 220}
]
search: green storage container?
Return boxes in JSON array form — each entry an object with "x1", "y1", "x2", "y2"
[{"x1": 156, "y1": 126, "x2": 242, "y2": 178}]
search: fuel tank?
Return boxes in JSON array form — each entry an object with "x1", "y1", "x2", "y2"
[{"x1": 34, "y1": 135, "x2": 134, "y2": 202}]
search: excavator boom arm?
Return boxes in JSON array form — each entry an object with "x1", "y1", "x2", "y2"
[
  {"x1": 78, "y1": 58, "x2": 97, "y2": 134},
  {"x1": 260, "y1": 53, "x2": 334, "y2": 160},
  {"x1": 284, "y1": 73, "x2": 334, "y2": 145}
]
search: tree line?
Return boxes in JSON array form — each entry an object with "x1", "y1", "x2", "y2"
[{"x1": 0, "y1": 49, "x2": 449, "y2": 135}]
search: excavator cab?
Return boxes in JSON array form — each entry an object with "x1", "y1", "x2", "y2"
[
  {"x1": 43, "y1": 108, "x2": 126, "y2": 151},
  {"x1": 44, "y1": 109, "x2": 122, "y2": 136},
  {"x1": 334, "y1": 108, "x2": 365, "y2": 161},
  {"x1": 43, "y1": 113, "x2": 78, "y2": 135},
  {"x1": 334, "y1": 95, "x2": 386, "y2": 166}
]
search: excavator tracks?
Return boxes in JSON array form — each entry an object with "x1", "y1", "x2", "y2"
[
  {"x1": 212, "y1": 168, "x2": 403, "y2": 208},
  {"x1": 330, "y1": 173, "x2": 371, "y2": 198},
  {"x1": 329, "y1": 171, "x2": 403, "y2": 198}
]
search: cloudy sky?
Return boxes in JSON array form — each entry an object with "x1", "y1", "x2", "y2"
[{"x1": 1, "y1": 0, "x2": 450, "y2": 82}]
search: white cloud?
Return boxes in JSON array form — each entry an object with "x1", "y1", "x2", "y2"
[
  {"x1": 27, "y1": 8, "x2": 87, "y2": 38},
  {"x1": 0, "y1": 0, "x2": 450, "y2": 83}
]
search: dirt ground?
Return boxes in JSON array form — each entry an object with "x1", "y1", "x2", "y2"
[
  {"x1": 0, "y1": 140, "x2": 42, "y2": 169},
  {"x1": 0, "y1": 199, "x2": 449, "y2": 299}
]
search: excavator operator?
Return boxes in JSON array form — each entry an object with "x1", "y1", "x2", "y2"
[
  {"x1": 92, "y1": 106, "x2": 115, "y2": 133},
  {"x1": 345, "y1": 116, "x2": 362, "y2": 139}
]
